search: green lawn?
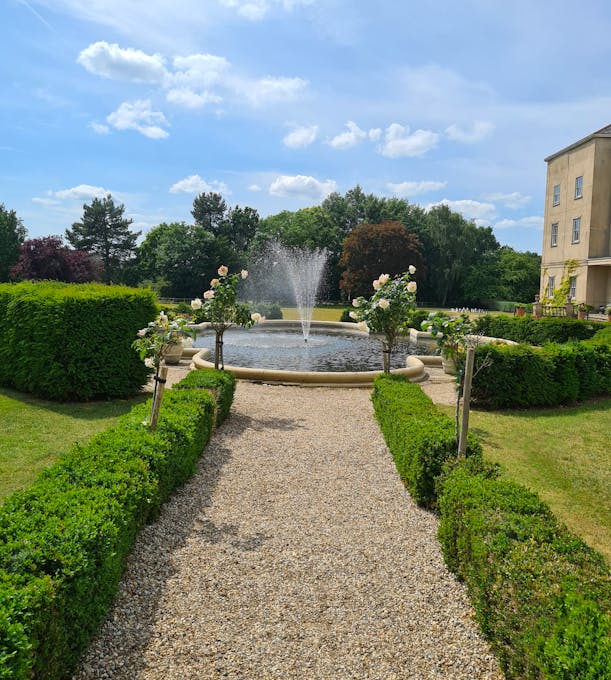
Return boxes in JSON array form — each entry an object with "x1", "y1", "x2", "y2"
[
  {"x1": 281, "y1": 306, "x2": 349, "y2": 321},
  {"x1": 440, "y1": 399, "x2": 611, "y2": 562},
  {"x1": 0, "y1": 387, "x2": 148, "y2": 502}
]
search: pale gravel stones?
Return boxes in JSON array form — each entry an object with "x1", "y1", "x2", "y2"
[{"x1": 74, "y1": 382, "x2": 501, "y2": 679}]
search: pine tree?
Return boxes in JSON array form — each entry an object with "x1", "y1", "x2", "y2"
[{"x1": 66, "y1": 194, "x2": 140, "y2": 283}]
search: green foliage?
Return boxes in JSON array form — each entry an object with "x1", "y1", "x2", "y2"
[
  {"x1": 339, "y1": 308, "x2": 356, "y2": 323},
  {"x1": 132, "y1": 311, "x2": 195, "y2": 370},
  {"x1": 495, "y1": 247, "x2": 541, "y2": 304},
  {"x1": 65, "y1": 194, "x2": 140, "y2": 284},
  {"x1": 0, "y1": 372, "x2": 235, "y2": 679},
  {"x1": 490, "y1": 300, "x2": 533, "y2": 313},
  {"x1": 0, "y1": 204, "x2": 26, "y2": 283},
  {"x1": 474, "y1": 314, "x2": 604, "y2": 344},
  {"x1": 437, "y1": 464, "x2": 611, "y2": 679},
  {"x1": 371, "y1": 375, "x2": 482, "y2": 507},
  {"x1": 173, "y1": 368, "x2": 236, "y2": 425},
  {"x1": 250, "y1": 301, "x2": 283, "y2": 319},
  {"x1": 0, "y1": 282, "x2": 157, "y2": 401}
]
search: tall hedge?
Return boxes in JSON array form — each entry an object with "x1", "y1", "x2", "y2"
[
  {"x1": 474, "y1": 314, "x2": 604, "y2": 344},
  {"x1": 0, "y1": 372, "x2": 236, "y2": 679},
  {"x1": 0, "y1": 282, "x2": 157, "y2": 400}
]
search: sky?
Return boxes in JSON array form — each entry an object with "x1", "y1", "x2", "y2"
[{"x1": 2, "y1": 1, "x2": 611, "y2": 254}]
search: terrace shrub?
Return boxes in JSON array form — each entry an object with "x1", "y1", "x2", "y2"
[
  {"x1": 0, "y1": 281, "x2": 157, "y2": 401},
  {"x1": 0, "y1": 371, "x2": 234, "y2": 679},
  {"x1": 173, "y1": 368, "x2": 236, "y2": 425},
  {"x1": 474, "y1": 314, "x2": 603, "y2": 344}
]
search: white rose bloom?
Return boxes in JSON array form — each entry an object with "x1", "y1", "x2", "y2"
[
  {"x1": 409, "y1": 265, "x2": 416, "y2": 275},
  {"x1": 378, "y1": 273, "x2": 390, "y2": 285},
  {"x1": 356, "y1": 321, "x2": 369, "y2": 333},
  {"x1": 203, "y1": 290, "x2": 214, "y2": 300},
  {"x1": 349, "y1": 311, "x2": 358, "y2": 319},
  {"x1": 251, "y1": 312, "x2": 262, "y2": 322},
  {"x1": 378, "y1": 298, "x2": 390, "y2": 309},
  {"x1": 241, "y1": 269, "x2": 248, "y2": 279},
  {"x1": 373, "y1": 279, "x2": 382, "y2": 290},
  {"x1": 191, "y1": 297, "x2": 202, "y2": 310},
  {"x1": 407, "y1": 281, "x2": 417, "y2": 293}
]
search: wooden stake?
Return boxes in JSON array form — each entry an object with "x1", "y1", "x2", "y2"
[
  {"x1": 150, "y1": 365, "x2": 168, "y2": 431},
  {"x1": 458, "y1": 346, "x2": 475, "y2": 458}
]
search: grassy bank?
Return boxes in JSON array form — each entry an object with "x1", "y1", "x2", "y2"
[
  {"x1": 440, "y1": 399, "x2": 611, "y2": 562},
  {"x1": 0, "y1": 387, "x2": 147, "y2": 502}
]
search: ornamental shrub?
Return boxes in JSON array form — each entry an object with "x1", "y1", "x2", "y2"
[
  {"x1": 0, "y1": 282, "x2": 157, "y2": 401},
  {"x1": 371, "y1": 375, "x2": 482, "y2": 508},
  {"x1": 173, "y1": 368, "x2": 236, "y2": 425},
  {"x1": 0, "y1": 373, "x2": 235, "y2": 679},
  {"x1": 438, "y1": 464, "x2": 611, "y2": 679},
  {"x1": 474, "y1": 314, "x2": 603, "y2": 344}
]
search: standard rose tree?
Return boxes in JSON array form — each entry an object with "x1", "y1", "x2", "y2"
[
  {"x1": 349, "y1": 268, "x2": 418, "y2": 373},
  {"x1": 192, "y1": 266, "x2": 263, "y2": 369}
]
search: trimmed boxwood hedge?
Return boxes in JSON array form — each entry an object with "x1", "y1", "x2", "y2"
[
  {"x1": 371, "y1": 374, "x2": 482, "y2": 508},
  {"x1": 474, "y1": 314, "x2": 604, "y2": 345},
  {"x1": 173, "y1": 368, "x2": 236, "y2": 425},
  {"x1": 0, "y1": 282, "x2": 157, "y2": 401},
  {"x1": 438, "y1": 464, "x2": 611, "y2": 679},
  {"x1": 0, "y1": 372, "x2": 233, "y2": 679}
]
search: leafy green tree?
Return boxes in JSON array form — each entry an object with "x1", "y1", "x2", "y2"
[
  {"x1": 0, "y1": 204, "x2": 26, "y2": 282},
  {"x1": 192, "y1": 192, "x2": 228, "y2": 234},
  {"x1": 219, "y1": 205, "x2": 259, "y2": 253},
  {"x1": 65, "y1": 194, "x2": 139, "y2": 284},
  {"x1": 339, "y1": 221, "x2": 425, "y2": 299},
  {"x1": 497, "y1": 246, "x2": 541, "y2": 303}
]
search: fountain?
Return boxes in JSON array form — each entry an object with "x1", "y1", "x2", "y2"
[{"x1": 272, "y1": 243, "x2": 328, "y2": 341}]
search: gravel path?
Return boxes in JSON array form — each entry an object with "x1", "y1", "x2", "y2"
[{"x1": 75, "y1": 382, "x2": 500, "y2": 679}]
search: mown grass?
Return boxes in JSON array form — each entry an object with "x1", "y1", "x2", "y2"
[
  {"x1": 0, "y1": 387, "x2": 148, "y2": 502},
  {"x1": 440, "y1": 399, "x2": 611, "y2": 562},
  {"x1": 281, "y1": 305, "x2": 349, "y2": 321}
]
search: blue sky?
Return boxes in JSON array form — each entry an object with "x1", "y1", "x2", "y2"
[{"x1": 3, "y1": 0, "x2": 611, "y2": 254}]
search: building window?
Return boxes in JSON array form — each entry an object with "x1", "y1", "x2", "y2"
[
  {"x1": 553, "y1": 184, "x2": 560, "y2": 206},
  {"x1": 551, "y1": 222, "x2": 558, "y2": 247},
  {"x1": 569, "y1": 276, "x2": 577, "y2": 300},
  {"x1": 572, "y1": 217, "x2": 581, "y2": 243},
  {"x1": 575, "y1": 175, "x2": 583, "y2": 199},
  {"x1": 547, "y1": 276, "x2": 555, "y2": 298}
]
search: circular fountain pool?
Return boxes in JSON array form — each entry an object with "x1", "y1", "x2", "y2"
[{"x1": 190, "y1": 321, "x2": 439, "y2": 386}]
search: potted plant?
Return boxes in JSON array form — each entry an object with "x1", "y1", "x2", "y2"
[
  {"x1": 577, "y1": 303, "x2": 588, "y2": 320},
  {"x1": 515, "y1": 304, "x2": 525, "y2": 317},
  {"x1": 606, "y1": 307, "x2": 611, "y2": 323},
  {"x1": 421, "y1": 313, "x2": 475, "y2": 374}
]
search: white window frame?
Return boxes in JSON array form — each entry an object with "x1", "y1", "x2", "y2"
[
  {"x1": 547, "y1": 276, "x2": 555, "y2": 298},
  {"x1": 569, "y1": 276, "x2": 577, "y2": 300},
  {"x1": 575, "y1": 175, "x2": 583, "y2": 199},
  {"x1": 553, "y1": 184, "x2": 560, "y2": 206},
  {"x1": 551, "y1": 222, "x2": 558, "y2": 247},
  {"x1": 572, "y1": 217, "x2": 581, "y2": 243}
]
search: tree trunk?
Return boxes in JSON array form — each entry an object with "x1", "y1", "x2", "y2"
[
  {"x1": 382, "y1": 339, "x2": 391, "y2": 374},
  {"x1": 214, "y1": 330, "x2": 225, "y2": 370}
]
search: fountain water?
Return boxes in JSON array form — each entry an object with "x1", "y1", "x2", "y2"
[{"x1": 272, "y1": 244, "x2": 328, "y2": 341}]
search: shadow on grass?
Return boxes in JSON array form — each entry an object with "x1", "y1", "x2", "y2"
[{"x1": 473, "y1": 396, "x2": 611, "y2": 422}]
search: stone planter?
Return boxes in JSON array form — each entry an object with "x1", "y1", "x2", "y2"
[
  {"x1": 441, "y1": 356, "x2": 456, "y2": 374},
  {"x1": 163, "y1": 342, "x2": 184, "y2": 365},
  {"x1": 577, "y1": 310, "x2": 587, "y2": 321}
]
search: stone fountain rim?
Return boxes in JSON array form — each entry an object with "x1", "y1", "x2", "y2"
[{"x1": 189, "y1": 320, "x2": 439, "y2": 387}]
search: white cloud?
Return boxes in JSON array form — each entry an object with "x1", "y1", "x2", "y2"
[
  {"x1": 327, "y1": 120, "x2": 367, "y2": 149},
  {"x1": 387, "y1": 180, "x2": 447, "y2": 197},
  {"x1": 483, "y1": 191, "x2": 532, "y2": 209},
  {"x1": 166, "y1": 88, "x2": 222, "y2": 108},
  {"x1": 368, "y1": 128, "x2": 381, "y2": 141},
  {"x1": 171, "y1": 54, "x2": 230, "y2": 89},
  {"x1": 494, "y1": 216, "x2": 544, "y2": 231},
  {"x1": 77, "y1": 41, "x2": 167, "y2": 82},
  {"x1": 283, "y1": 124, "x2": 318, "y2": 148},
  {"x1": 248, "y1": 184, "x2": 262, "y2": 191},
  {"x1": 219, "y1": 0, "x2": 314, "y2": 20},
  {"x1": 445, "y1": 120, "x2": 495, "y2": 143},
  {"x1": 239, "y1": 76, "x2": 307, "y2": 106},
  {"x1": 428, "y1": 199, "x2": 497, "y2": 222},
  {"x1": 106, "y1": 100, "x2": 169, "y2": 139},
  {"x1": 89, "y1": 121, "x2": 110, "y2": 135},
  {"x1": 32, "y1": 197, "x2": 60, "y2": 206},
  {"x1": 169, "y1": 174, "x2": 229, "y2": 194},
  {"x1": 380, "y1": 123, "x2": 439, "y2": 158},
  {"x1": 54, "y1": 184, "x2": 110, "y2": 200},
  {"x1": 269, "y1": 174, "x2": 337, "y2": 200}
]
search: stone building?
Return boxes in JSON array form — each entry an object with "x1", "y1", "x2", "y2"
[{"x1": 541, "y1": 124, "x2": 611, "y2": 308}]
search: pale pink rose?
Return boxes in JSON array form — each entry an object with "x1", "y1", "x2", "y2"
[
  {"x1": 210, "y1": 278, "x2": 220, "y2": 287},
  {"x1": 407, "y1": 281, "x2": 417, "y2": 293},
  {"x1": 251, "y1": 312, "x2": 262, "y2": 322},
  {"x1": 203, "y1": 290, "x2": 215, "y2": 300},
  {"x1": 378, "y1": 273, "x2": 390, "y2": 285},
  {"x1": 352, "y1": 298, "x2": 361, "y2": 307},
  {"x1": 241, "y1": 269, "x2": 248, "y2": 279},
  {"x1": 191, "y1": 297, "x2": 202, "y2": 310},
  {"x1": 373, "y1": 279, "x2": 382, "y2": 290},
  {"x1": 409, "y1": 265, "x2": 416, "y2": 275},
  {"x1": 378, "y1": 298, "x2": 390, "y2": 309},
  {"x1": 218, "y1": 265, "x2": 228, "y2": 276},
  {"x1": 349, "y1": 311, "x2": 358, "y2": 319},
  {"x1": 137, "y1": 328, "x2": 147, "y2": 337},
  {"x1": 356, "y1": 321, "x2": 369, "y2": 333}
]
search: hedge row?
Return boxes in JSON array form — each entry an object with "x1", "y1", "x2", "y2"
[
  {"x1": 0, "y1": 370, "x2": 233, "y2": 679},
  {"x1": 471, "y1": 328, "x2": 611, "y2": 409},
  {"x1": 474, "y1": 314, "x2": 604, "y2": 344},
  {"x1": 0, "y1": 282, "x2": 157, "y2": 401},
  {"x1": 438, "y1": 465, "x2": 611, "y2": 678},
  {"x1": 371, "y1": 375, "x2": 482, "y2": 508},
  {"x1": 173, "y1": 368, "x2": 236, "y2": 425},
  {"x1": 371, "y1": 375, "x2": 611, "y2": 678}
]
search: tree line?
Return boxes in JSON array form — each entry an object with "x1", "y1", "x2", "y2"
[{"x1": 0, "y1": 187, "x2": 541, "y2": 306}]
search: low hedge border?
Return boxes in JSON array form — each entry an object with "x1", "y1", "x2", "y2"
[
  {"x1": 371, "y1": 374, "x2": 482, "y2": 508},
  {"x1": 0, "y1": 372, "x2": 234, "y2": 679},
  {"x1": 372, "y1": 374, "x2": 610, "y2": 679},
  {"x1": 474, "y1": 314, "x2": 605, "y2": 345},
  {"x1": 173, "y1": 368, "x2": 236, "y2": 425}
]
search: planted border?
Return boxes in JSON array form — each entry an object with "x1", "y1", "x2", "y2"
[{"x1": 0, "y1": 372, "x2": 233, "y2": 679}]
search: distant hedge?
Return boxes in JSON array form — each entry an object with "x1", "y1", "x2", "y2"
[
  {"x1": 474, "y1": 314, "x2": 604, "y2": 344},
  {"x1": 471, "y1": 327, "x2": 611, "y2": 409},
  {"x1": 0, "y1": 370, "x2": 235, "y2": 679},
  {"x1": 371, "y1": 375, "x2": 481, "y2": 508},
  {"x1": 0, "y1": 282, "x2": 157, "y2": 401}
]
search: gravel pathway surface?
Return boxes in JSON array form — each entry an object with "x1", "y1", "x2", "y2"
[{"x1": 75, "y1": 381, "x2": 501, "y2": 679}]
